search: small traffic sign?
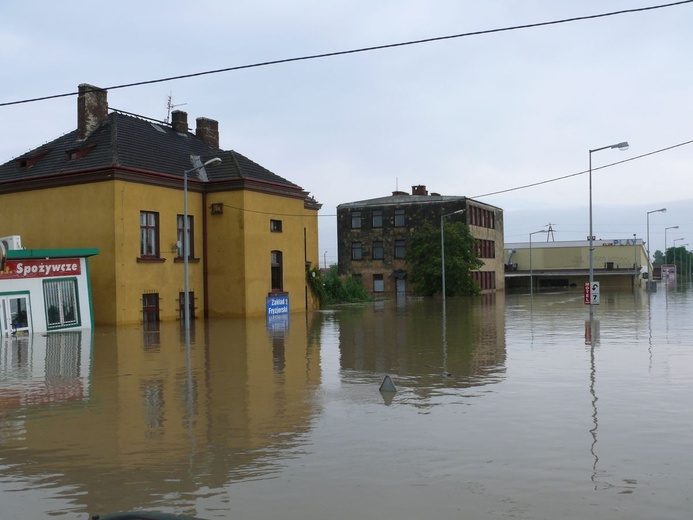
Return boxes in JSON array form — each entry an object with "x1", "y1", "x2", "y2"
[
  {"x1": 584, "y1": 281, "x2": 600, "y2": 305},
  {"x1": 591, "y1": 281, "x2": 600, "y2": 305}
]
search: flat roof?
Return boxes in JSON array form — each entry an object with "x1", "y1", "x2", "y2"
[{"x1": 6, "y1": 248, "x2": 99, "y2": 259}]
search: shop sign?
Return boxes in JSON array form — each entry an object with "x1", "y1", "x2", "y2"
[{"x1": 0, "y1": 259, "x2": 81, "y2": 279}]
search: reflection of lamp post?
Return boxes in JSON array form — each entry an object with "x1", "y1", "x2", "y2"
[
  {"x1": 588, "y1": 141, "x2": 629, "y2": 320},
  {"x1": 183, "y1": 157, "x2": 222, "y2": 331},
  {"x1": 646, "y1": 208, "x2": 667, "y2": 288},
  {"x1": 440, "y1": 208, "x2": 465, "y2": 301},
  {"x1": 665, "y1": 225, "x2": 679, "y2": 262},
  {"x1": 674, "y1": 238, "x2": 684, "y2": 281},
  {"x1": 530, "y1": 229, "x2": 549, "y2": 297}
]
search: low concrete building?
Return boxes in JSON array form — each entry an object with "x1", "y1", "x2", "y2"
[
  {"x1": 1, "y1": 242, "x2": 98, "y2": 335},
  {"x1": 504, "y1": 238, "x2": 647, "y2": 291}
]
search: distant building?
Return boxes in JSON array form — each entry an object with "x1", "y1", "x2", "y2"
[
  {"x1": 504, "y1": 238, "x2": 647, "y2": 291},
  {"x1": 337, "y1": 185, "x2": 504, "y2": 297},
  {"x1": 0, "y1": 84, "x2": 321, "y2": 325}
]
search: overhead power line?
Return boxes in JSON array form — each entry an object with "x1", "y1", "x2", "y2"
[
  {"x1": 471, "y1": 138, "x2": 693, "y2": 199},
  {"x1": 1, "y1": 0, "x2": 692, "y2": 108}
]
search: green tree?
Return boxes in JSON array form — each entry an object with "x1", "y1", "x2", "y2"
[
  {"x1": 307, "y1": 265, "x2": 369, "y2": 306},
  {"x1": 653, "y1": 249, "x2": 665, "y2": 264},
  {"x1": 407, "y1": 220, "x2": 483, "y2": 297}
]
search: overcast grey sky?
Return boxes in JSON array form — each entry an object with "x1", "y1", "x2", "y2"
[{"x1": 2, "y1": 1, "x2": 692, "y2": 265}]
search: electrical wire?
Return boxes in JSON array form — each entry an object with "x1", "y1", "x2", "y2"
[
  {"x1": 1, "y1": 0, "x2": 691, "y2": 108},
  {"x1": 220, "y1": 137, "x2": 693, "y2": 217},
  {"x1": 471, "y1": 138, "x2": 693, "y2": 200}
]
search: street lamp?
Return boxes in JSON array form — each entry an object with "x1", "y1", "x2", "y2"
[
  {"x1": 646, "y1": 208, "x2": 666, "y2": 288},
  {"x1": 441, "y1": 208, "x2": 465, "y2": 301},
  {"x1": 588, "y1": 141, "x2": 629, "y2": 319},
  {"x1": 530, "y1": 229, "x2": 549, "y2": 297},
  {"x1": 665, "y1": 225, "x2": 679, "y2": 261},
  {"x1": 183, "y1": 156, "x2": 222, "y2": 332}
]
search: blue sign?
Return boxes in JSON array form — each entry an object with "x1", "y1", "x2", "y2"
[{"x1": 266, "y1": 295, "x2": 289, "y2": 330}]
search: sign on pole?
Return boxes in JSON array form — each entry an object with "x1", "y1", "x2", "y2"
[{"x1": 584, "y1": 281, "x2": 600, "y2": 305}]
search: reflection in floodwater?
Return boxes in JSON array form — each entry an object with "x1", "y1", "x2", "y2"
[{"x1": 1, "y1": 287, "x2": 693, "y2": 519}]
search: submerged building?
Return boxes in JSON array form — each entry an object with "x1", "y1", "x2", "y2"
[
  {"x1": 337, "y1": 185, "x2": 504, "y2": 297},
  {"x1": 0, "y1": 84, "x2": 321, "y2": 325}
]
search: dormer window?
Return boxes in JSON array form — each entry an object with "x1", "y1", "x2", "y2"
[
  {"x1": 17, "y1": 149, "x2": 50, "y2": 168},
  {"x1": 66, "y1": 145, "x2": 95, "y2": 161}
]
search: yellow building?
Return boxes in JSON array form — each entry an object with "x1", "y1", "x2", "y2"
[
  {"x1": 0, "y1": 84, "x2": 321, "y2": 324},
  {"x1": 504, "y1": 238, "x2": 648, "y2": 291}
]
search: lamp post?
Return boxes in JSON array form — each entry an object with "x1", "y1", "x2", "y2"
[
  {"x1": 665, "y1": 225, "x2": 679, "y2": 262},
  {"x1": 681, "y1": 244, "x2": 689, "y2": 285},
  {"x1": 646, "y1": 208, "x2": 666, "y2": 289},
  {"x1": 674, "y1": 238, "x2": 684, "y2": 282},
  {"x1": 530, "y1": 229, "x2": 549, "y2": 297},
  {"x1": 441, "y1": 208, "x2": 466, "y2": 301},
  {"x1": 183, "y1": 157, "x2": 222, "y2": 332},
  {"x1": 588, "y1": 141, "x2": 629, "y2": 320}
]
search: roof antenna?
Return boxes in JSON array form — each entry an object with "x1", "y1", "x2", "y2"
[{"x1": 164, "y1": 92, "x2": 187, "y2": 123}]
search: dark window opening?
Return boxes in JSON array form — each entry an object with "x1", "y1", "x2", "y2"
[
  {"x1": 394, "y1": 209, "x2": 405, "y2": 227},
  {"x1": 271, "y1": 250, "x2": 284, "y2": 292},
  {"x1": 270, "y1": 219, "x2": 283, "y2": 232},
  {"x1": 372, "y1": 210, "x2": 383, "y2": 228},
  {"x1": 394, "y1": 239, "x2": 406, "y2": 259},
  {"x1": 142, "y1": 293, "x2": 160, "y2": 323},
  {"x1": 140, "y1": 211, "x2": 160, "y2": 258},
  {"x1": 177, "y1": 215, "x2": 194, "y2": 259},
  {"x1": 373, "y1": 241, "x2": 384, "y2": 260},
  {"x1": 351, "y1": 211, "x2": 362, "y2": 229}
]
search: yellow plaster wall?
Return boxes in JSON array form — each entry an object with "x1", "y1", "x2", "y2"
[
  {"x1": 111, "y1": 180, "x2": 206, "y2": 324},
  {"x1": 509, "y1": 243, "x2": 647, "y2": 271},
  {"x1": 0, "y1": 182, "x2": 118, "y2": 323},
  {"x1": 206, "y1": 189, "x2": 319, "y2": 317},
  {"x1": 2, "y1": 179, "x2": 319, "y2": 324}
]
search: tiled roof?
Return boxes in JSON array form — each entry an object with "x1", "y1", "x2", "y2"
[{"x1": 0, "y1": 111, "x2": 304, "y2": 193}]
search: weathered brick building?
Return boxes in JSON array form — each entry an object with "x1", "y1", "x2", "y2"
[{"x1": 337, "y1": 185, "x2": 504, "y2": 297}]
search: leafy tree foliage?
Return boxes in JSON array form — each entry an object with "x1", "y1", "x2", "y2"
[
  {"x1": 307, "y1": 265, "x2": 370, "y2": 306},
  {"x1": 406, "y1": 220, "x2": 483, "y2": 297}
]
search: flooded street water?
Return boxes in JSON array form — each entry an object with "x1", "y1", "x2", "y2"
[{"x1": 1, "y1": 284, "x2": 693, "y2": 519}]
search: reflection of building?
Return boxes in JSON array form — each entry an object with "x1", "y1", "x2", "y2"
[
  {"x1": 0, "y1": 331, "x2": 91, "y2": 414},
  {"x1": 505, "y1": 238, "x2": 648, "y2": 291},
  {"x1": 327, "y1": 297, "x2": 506, "y2": 396},
  {"x1": 0, "y1": 246, "x2": 98, "y2": 335},
  {"x1": 337, "y1": 186, "x2": 505, "y2": 297},
  {"x1": 0, "y1": 84, "x2": 321, "y2": 325},
  {"x1": 0, "y1": 318, "x2": 321, "y2": 515}
]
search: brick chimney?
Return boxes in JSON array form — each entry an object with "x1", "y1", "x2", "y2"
[
  {"x1": 77, "y1": 84, "x2": 108, "y2": 140},
  {"x1": 412, "y1": 185, "x2": 428, "y2": 196},
  {"x1": 196, "y1": 117, "x2": 219, "y2": 148},
  {"x1": 171, "y1": 110, "x2": 188, "y2": 133}
]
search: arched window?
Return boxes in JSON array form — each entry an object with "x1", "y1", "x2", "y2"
[{"x1": 271, "y1": 250, "x2": 283, "y2": 292}]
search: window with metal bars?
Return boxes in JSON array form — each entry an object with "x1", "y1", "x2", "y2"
[{"x1": 43, "y1": 278, "x2": 80, "y2": 330}]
